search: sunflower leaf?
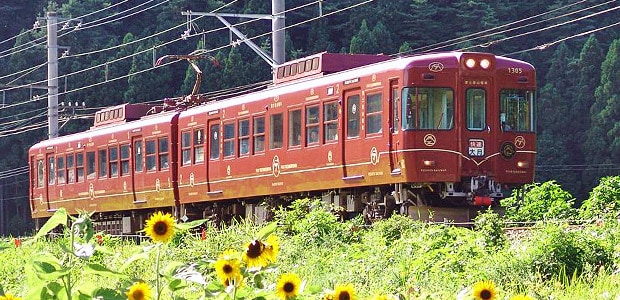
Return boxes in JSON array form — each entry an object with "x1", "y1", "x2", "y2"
[
  {"x1": 84, "y1": 263, "x2": 128, "y2": 279},
  {"x1": 256, "y1": 222, "x2": 277, "y2": 241},
  {"x1": 175, "y1": 218, "x2": 206, "y2": 231},
  {"x1": 28, "y1": 208, "x2": 68, "y2": 243}
]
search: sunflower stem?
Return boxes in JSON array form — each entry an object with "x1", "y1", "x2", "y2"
[{"x1": 156, "y1": 243, "x2": 161, "y2": 300}]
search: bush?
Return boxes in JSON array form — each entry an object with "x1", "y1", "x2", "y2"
[
  {"x1": 501, "y1": 181, "x2": 577, "y2": 222},
  {"x1": 579, "y1": 176, "x2": 620, "y2": 220}
]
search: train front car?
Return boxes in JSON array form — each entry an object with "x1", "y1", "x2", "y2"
[{"x1": 398, "y1": 52, "x2": 536, "y2": 221}]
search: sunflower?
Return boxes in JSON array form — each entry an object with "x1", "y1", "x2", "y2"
[
  {"x1": 243, "y1": 234, "x2": 280, "y2": 269},
  {"x1": 333, "y1": 283, "x2": 356, "y2": 300},
  {"x1": 0, "y1": 293, "x2": 22, "y2": 300},
  {"x1": 275, "y1": 273, "x2": 302, "y2": 300},
  {"x1": 144, "y1": 211, "x2": 176, "y2": 243},
  {"x1": 509, "y1": 295, "x2": 534, "y2": 300},
  {"x1": 222, "y1": 273, "x2": 244, "y2": 289},
  {"x1": 472, "y1": 280, "x2": 497, "y2": 300},
  {"x1": 126, "y1": 281, "x2": 152, "y2": 300},
  {"x1": 214, "y1": 250, "x2": 242, "y2": 284}
]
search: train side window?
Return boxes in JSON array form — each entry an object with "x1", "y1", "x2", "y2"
[
  {"x1": 37, "y1": 159, "x2": 44, "y2": 188},
  {"x1": 346, "y1": 95, "x2": 360, "y2": 138},
  {"x1": 324, "y1": 101, "x2": 338, "y2": 142},
  {"x1": 120, "y1": 144, "x2": 130, "y2": 176},
  {"x1": 223, "y1": 123, "x2": 235, "y2": 157},
  {"x1": 288, "y1": 109, "x2": 302, "y2": 147},
  {"x1": 48, "y1": 157, "x2": 55, "y2": 185},
  {"x1": 403, "y1": 87, "x2": 454, "y2": 130},
  {"x1": 76, "y1": 153, "x2": 84, "y2": 182},
  {"x1": 99, "y1": 149, "x2": 108, "y2": 178},
  {"x1": 253, "y1": 116, "x2": 265, "y2": 153},
  {"x1": 110, "y1": 146, "x2": 119, "y2": 177},
  {"x1": 181, "y1": 131, "x2": 191, "y2": 166},
  {"x1": 500, "y1": 89, "x2": 535, "y2": 132},
  {"x1": 159, "y1": 137, "x2": 169, "y2": 170},
  {"x1": 86, "y1": 151, "x2": 96, "y2": 179},
  {"x1": 194, "y1": 129, "x2": 205, "y2": 163},
  {"x1": 270, "y1": 113, "x2": 283, "y2": 149},
  {"x1": 239, "y1": 119, "x2": 250, "y2": 155},
  {"x1": 146, "y1": 140, "x2": 156, "y2": 171},
  {"x1": 466, "y1": 88, "x2": 486, "y2": 131},
  {"x1": 67, "y1": 154, "x2": 75, "y2": 183},
  {"x1": 134, "y1": 141, "x2": 143, "y2": 173},
  {"x1": 57, "y1": 156, "x2": 65, "y2": 184},
  {"x1": 306, "y1": 105, "x2": 320, "y2": 144},
  {"x1": 210, "y1": 124, "x2": 220, "y2": 160},
  {"x1": 366, "y1": 93, "x2": 383, "y2": 134}
]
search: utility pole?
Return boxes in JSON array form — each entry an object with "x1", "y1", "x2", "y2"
[{"x1": 47, "y1": 11, "x2": 59, "y2": 139}]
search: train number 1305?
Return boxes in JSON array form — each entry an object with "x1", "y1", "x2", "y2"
[{"x1": 507, "y1": 67, "x2": 523, "y2": 74}]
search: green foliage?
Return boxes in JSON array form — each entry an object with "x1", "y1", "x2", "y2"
[
  {"x1": 474, "y1": 208, "x2": 507, "y2": 249},
  {"x1": 501, "y1": 181, "x2": 577, "y2": 222},
  {"x1": 579, "y1": 176, "x2": 620, "y2": 220}
]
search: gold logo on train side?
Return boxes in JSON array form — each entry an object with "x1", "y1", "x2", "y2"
[
  {"x1": 370, "y1": 147, "x2": 379, "y2": 165},
  {"x1": 272, "y1": 155, "x2": 281, "y2": 177},
  {"x1": 428, "y1": 62, "x2": 444, "y2": 72},
  {"x1": 423, "y1": 134, "x2": 436, "y2": 147},
  {"x1": 514, "y1": 136, "x2": 526, "y2": 149}
]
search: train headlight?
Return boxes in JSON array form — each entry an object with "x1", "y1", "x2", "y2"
[
  {"x1": 480, "y1": 59, "x2": 491, "y2": 69},
  {"x1": 465, "y1": 58, "x2": 476, "y2": 69},
  {"x1": 517, "y1": 161, "x2": 529, "y2": 168}
]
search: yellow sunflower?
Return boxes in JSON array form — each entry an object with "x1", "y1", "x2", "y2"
[
  {"x1": 144, "y1": 211, "x2": 176, "y2": 243},
  {"x1": 126, "y1": 281, "x2": 152, "y2": 300},
  {"x1": 473, "y1": 280, "x2": 497, "y2": 300},
  {"x1": 275, "y1": 273, "x2": 302, "y2": 300},
  {"x1": 214, "y1": 250, "x2": 242, "y2": 284},
  {"x1": 510, "y1": 295, "x2": 534, "y2": 300},
  {"x1": 333, "y1": 283, "x2": 356, "y2": 300},
  {"x1": 222, "y1": 273, "x2": 244, "y2": 289},
  {"x1": 243, "y1": 234, "x2": 280, "y2": 269},
  {"x1": 0, "y1": 293, "x2": 22, "y2": 300}
]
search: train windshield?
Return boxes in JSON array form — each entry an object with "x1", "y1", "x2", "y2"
[
  {"x1": 500, "y1": 89, "x2": 535, "y2": 132},
  {"x1": 402, "y1": 87, "x2": 454, "y2": 130}
]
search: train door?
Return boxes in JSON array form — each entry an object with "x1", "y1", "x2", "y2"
[
  {"x1": 461, "y1": 79, "x2": 496, "y2": 176},
  {"x1": 341, "y1": 89, "x2": 362, "y2": 179},
  {"x1": 388, "y1": 79, "x2": 399, "y2": 173},
  {"x1": 131, "y1": 136, "x2": 143, "y2": 202},
  {"x1": 206, "y1": 118, "x2": 220, "y2": 193},
  {"x1": 44, "y1": 152, "x2": 56, "y2": 211}
]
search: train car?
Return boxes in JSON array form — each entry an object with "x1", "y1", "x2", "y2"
[{"x1": 29, "y1": 51, "x2": 536, "y2": 232}]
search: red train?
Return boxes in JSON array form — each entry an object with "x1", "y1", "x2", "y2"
[{"x1": 29, "y1": 51, "x2": 536, "y2": 233}]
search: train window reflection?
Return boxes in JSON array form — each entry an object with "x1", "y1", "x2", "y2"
[
  {"x1": 270, "y1": 113, "x2": 283, "y2": 149},
  {"x1": 99, "y1": 149, "x2": 108, "y2": 178},
  {"x1": 48, "y1": 157, "x2": 55, "y2": 185},
  {"x1": 224, "y1": 123, "x2": 235, "y2": 157},
  {"x1": 402, "y1": 87, "x2": 454, "y2": 130},
  {"x1": 194, "y1": 129, "x2": 205, "y2": 163},
  {"x1": 347, "y1": 95, "x2": 360, "y2": 137},
  {"x1": 289, "y1": 109, "x2": 302, "y2": 147},
  {"x1": 37, "y1": 159, "x2": 44, "y2": 188},
  {"x1": 366, "y1": 93, "x2": 382, "y2": 134},
  {"x1": 210, "y1": 124, "x2": 220, "y2": 159},
  {"x1": 120, "y1": 144, "x2": 130, "y2": 176},
  {"x1": 324, "y1": 101, "x2": 338, "y2": 141},
  {"x1": 500, "y1": 89, "x2": 535, "y2": 132},
  {"x1": 86, "y1": 151, "x2": 96, "y2": 179},
  {"x1": 181, "y1": 131, "x2": 191, "y2": 166},
  {"x1": 76, "y1": 153, "x2": 84, "y2": 181},
  {"x1": 254, "y1": 116, "x2": 265, "y2": 153},
  {"x1": 133, "y1": 141, "x2": 143, "y2": 173},
  {"x1": 467, "y1": 88, "x2": 486, "y2": 131},
  {"x1": 146, "y1": 140, "x2": 156, "y2": 171}
]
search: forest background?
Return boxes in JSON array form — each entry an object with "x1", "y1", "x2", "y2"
[{"x1": 0, "y1": 0, "x2": 619, "y2": 235}]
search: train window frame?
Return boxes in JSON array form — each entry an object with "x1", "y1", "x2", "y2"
[
  {"x1": 392, "y1": 86, "x2": 400, "y2": 133},
  {"x1": 109, "y1": 146, "x2": 119, "y2": 177},
  {"x1": 194, "y1": 128, "x2": 205, "y2": 163},
  {"x1": 366, "y1": 93, "x2": 383, "y2": 135},
  {"x1": 210, "y1": 124, "x2": 220, "y2": 160},
  {"x1": 98, "y1": 148, "x2": 108, "y2": 178},
  {"x1": 120, "y1": 144, "x2": 130, "y2": 176},
  {"x1": 466, "y1": 88, "x2": 487, "y2": 131},
  {"x1": 86, "y1": 151, "x2": 96, "y2": 179},
  {"x1": 134, "y1": 140, "x2": 143, "y2": 173},
  {"x1": 48, "y1": 157, "x2": 55, "y2": 185},
  {"x1": 500, "y1": 89, "x2": 535, "y2": 132},
  {"x1": 239, "y1": 119, "x2": 250, "y2": 156},
  {"x1": 159, "y1": 137, "x2": 169, "y2": 170},
  {"x1": 67, "y1": 154, "x2": 75, "y2": 183},
  {"x1": 56, "y1": 155, "x2": 65, "y2": 185},
  {"x1": 288, "y1": 109, "x2": 302, "y2": 148},
  {"x1": 402, "y1": 87, "x2": 454, "y2": 130},
  {"x1": 181, "y1": 131, "x2": 191, "y2": 166},
  {"x1": 346, "y1": 95, "x2": 360, "y2": 138},
  {"x1": 76, "y1": 152, "x2": 85, "y2": 182},
  {"x1": 223, "y1": 122, "x2": 235, "y2": 158},
  {"x1": 323, "y1": 101, "x2": 339, "y2": 142},
  {"x1": 145, "y1": 139, "x2": 156, "y2": 172},
  {"x1": 37, "y1": 159, "x2": 44, "y2": 188},
  {"x1": 270, "y1": 113, "x2": 284, "y2": 149},
  {"x1": 253, "y1": 116, "x2": 265, "y2": 154},
  {"x1": 306, "y1": 105, "x2": 320, "y2": 145}
]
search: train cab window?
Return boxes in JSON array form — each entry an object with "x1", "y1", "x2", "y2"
[
  {"x1": 98, "y1": 149, "x2": 108, "y2": 178},
  {"x1": 223, "y1": 123, "x2": 235, "y2": 157},
  {"x1": 67, "y1": 154, "x2": 75, "y2": 183},
  {"x1": 134, "y1": 141, "x2": 143, "y2": 172},
  {"x1": 48, "y1": 157, "x2": 55, "y2": 185},
  {"x1": 159, "y1": 137, "x2": 169, "y2": 170},
  {"x1": 120, "y1": 144, "x2": 130, "y2": 176},
  {"x1": 239, "y1": 119, "x2": 250, "y2": 155},
  {"x1": 86, "y1": 151, "x2": 96, "y2": 179},
  {"x1": 466, "y1": 88, "x2": 486, "y2": 131},
  {"x1": 253, "y1": 116, "x2": 265, "y2": 153},
  {"x1": 37, "y1": 159, "x2": 44, "y2": 188},
  {"x1": 270, "y1": 113, "x2": 283, "y2": 149},
  {"x1": 110, "y1": 146, "x2": 119, "y2": 177},
  {"x1": 366, "y1": 93, "x2": 383, "y2": 134},
  {"x1": 402, "y1": 87, "x2": 454, "y2": 130},
  {"x1": 76, "y1": 153, "x2": 84, "y2": 182},
  {"x1": 57, "y1": 156, "x2": 65, "y2": 184},
  {"x1": 194, "y1": 129, "x2": 205, "y2": 163},
  {"x1": 500, "y1": 89, "x2": 535, "y2": 132},
  {"x1": 210, "y1": 124, "x2": 220, "y2": 160},
  {"x1": 145, "y1": 140, "x2": 156, "y2": 171},
  {"x1": 288, "y1": 109, "x2": 302, "y2": 147},
  {"x1": 306, "y1": 105, "x2": 320, "y2": 144},
  {"x1": 346, "y1": 95, "x2": 360, "y2": 138},
  {"x1": 324, "y1": 101, "x2": 338, "y2": 142},
  {"x1": 181, "y1": 131, "x2": 191, "y2": 166}
]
